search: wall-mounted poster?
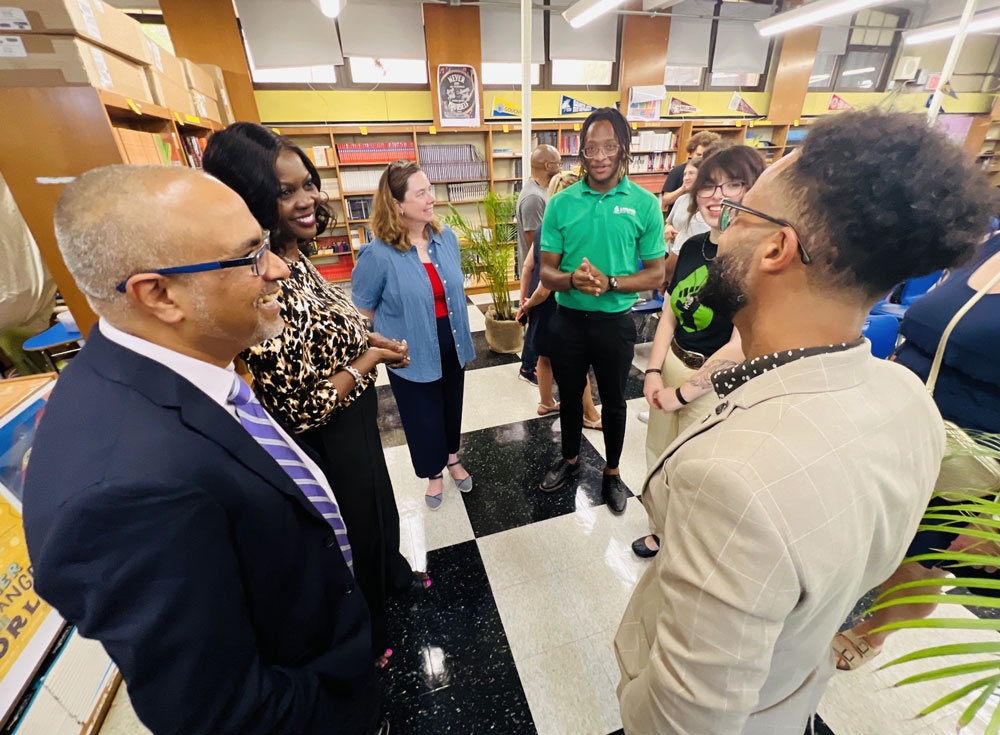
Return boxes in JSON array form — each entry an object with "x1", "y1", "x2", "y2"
[{"x1": 437, "y1": 64, "x2": 480, "y2": 128}]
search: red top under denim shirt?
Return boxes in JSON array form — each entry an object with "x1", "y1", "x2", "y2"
[{"x1": 424, "y1": 263, "x2": 448, "y2": 318}]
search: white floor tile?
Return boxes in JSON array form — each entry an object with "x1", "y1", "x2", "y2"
[
  {"x1": 467, "y1": 303, "x2": 487, "y2": 333},
  {"x1": 516, "y1": 637, "x2": 623, "y2": 735},
  {"x1": 383, "y1": 444, "x2": 475, "y2": 572},
  {"x1": 461, "y1": 363, "x2": 553, "y2": 433},
  {"x1": 632, "y1": 341, "x2": 653, "y2": 374}
]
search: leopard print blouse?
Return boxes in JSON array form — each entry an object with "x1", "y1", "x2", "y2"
[{"x1": 242, "y1": 256, "x2": 376, "y2": 433}]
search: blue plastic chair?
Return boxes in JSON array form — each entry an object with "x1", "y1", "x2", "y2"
[
  {"x1": 862, "y1": 314, "x2": 899, "y2": 359},
  {"x1": 871, "y1": 270, "x2": 942, "y2": 319}
]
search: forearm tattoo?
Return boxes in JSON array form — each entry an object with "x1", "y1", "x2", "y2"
[{"x1": 690, "y1": 359, "x2": 738, "y2": 389}]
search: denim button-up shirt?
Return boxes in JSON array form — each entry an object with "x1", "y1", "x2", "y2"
[{"x1": 351, "y1": 225, "x2": 475, "y2": 383}]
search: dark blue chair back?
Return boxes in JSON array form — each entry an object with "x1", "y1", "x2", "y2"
[{"x1": 862, "y1": 314, "x2": 899, "y2": 359}]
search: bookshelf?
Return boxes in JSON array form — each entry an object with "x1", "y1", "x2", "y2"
[
  {"x1": 976, "y1": 120, "x2": 1000, "y2": 188},
  {"x1": 0, "y1": 86, "x2": 225, "y2": 333}
]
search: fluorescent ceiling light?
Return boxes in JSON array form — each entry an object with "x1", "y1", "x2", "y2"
[
  {"x1": 562, "y1": 0, "x2": 627, "y2": 29},
  {"x1": 841, "y1": 66, "x2": 876, "y2": 76},
  {"x1": 755, "y1": 0, "x2": 893, "y2": 38},
  {"x1": 315, "y1": 0, "x2": 342, "y2": 19},
  {"x1": 903, "y1": 9, "x2": 1000, "y2": 45},
  {"x1": 809, "y1": 74, "x2": 830, "y2": 82}
]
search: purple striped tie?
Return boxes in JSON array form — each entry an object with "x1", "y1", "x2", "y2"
[{"x1": 228, "y1": 376, "x2": 352, "y2": 573}]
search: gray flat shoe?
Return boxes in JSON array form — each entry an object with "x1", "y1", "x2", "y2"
[
  {"x1": 448, "y1": 461, "x2": 473, "y2": 493},
  {"x1": 426, "y1": 474, "x2": 444, "y2": 510}
]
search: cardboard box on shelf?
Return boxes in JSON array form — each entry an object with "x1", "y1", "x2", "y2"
[
  {"x1": 180, "y1": 57, "x2": 214, "y2": 98},
  {"x1": 190, "y1": 89, "x2": 220, "y2": 123},
  {"x1": 142, "y1": 36, "x2": 184, "y2": 87},
  {"x1": 0, "y1": 0, "x2": 151, "y2": 65},
  {"x1": 199, "y1": 62, "x2": 234, "y2": 124},
  {"x1": 0, "y1": 34, "x2": 152, "y2": 102},
  {"x1": 146, "y1": 68, "x2": 195, "y2": 116}
]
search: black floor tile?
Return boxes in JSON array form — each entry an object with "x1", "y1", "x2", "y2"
[
  {"x1": 382, "y1": 541, "x2": 536, "y2": 734},
  {"x1": 466, "y1": 331, "x2": 522, "y2": 371},
  {"x1": 376, "y1": 384, "x2": 407, "y2": 448},
  {"x1": 458, "y1": 415, "x2": 633, "y2": 537}
]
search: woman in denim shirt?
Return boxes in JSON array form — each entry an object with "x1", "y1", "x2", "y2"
[{"x1": 352, "y1": 161, "x2": 476, "y2": 509}]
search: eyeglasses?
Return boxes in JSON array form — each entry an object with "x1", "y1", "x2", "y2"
[
  {"x1": 696, "y1": 180, "x2": 745, "y2": 200},
  {"x1": 582, "y1": 143, "x2": 621, "y2": 160},
  {"x1": 115, "y1": 231, "x2": 271, "y2": 293},
  {"x1": 719, "y1": 199, "x2": 811, "y2": 265}
]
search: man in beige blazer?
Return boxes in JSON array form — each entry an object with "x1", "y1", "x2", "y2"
[{"x1": 616, "y1": 110, "x2": 994, "y2": 735}]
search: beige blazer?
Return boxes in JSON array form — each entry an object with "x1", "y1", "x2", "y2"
[{"x1": 616, "y1": 345, "x2": 944, "y2": 735}]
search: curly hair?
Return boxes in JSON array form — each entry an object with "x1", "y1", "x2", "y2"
[
  {"x1": 784, "y1": 110, "x2": 995, "y2": 298},
  {"x1": 686, "y1": 131, "x2": 722, "y2": 154},
  {"x1": 203, "y1": 122, "x2": 335, "y2": 257},
  {"x1": 688, "y1": 144, "x2": 765, "y2": 215}
]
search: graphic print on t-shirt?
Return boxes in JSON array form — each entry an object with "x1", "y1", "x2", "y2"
[{"x1": 670, "y1": 265, "x2": 715, "y2": 332}]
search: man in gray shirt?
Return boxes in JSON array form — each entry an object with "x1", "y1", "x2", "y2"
[{"x1": 517, "y1": 144, "x2": 560, "y2": 384}]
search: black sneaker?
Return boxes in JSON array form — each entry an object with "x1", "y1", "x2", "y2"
[
  {"x1": 603, "y1": 473, "x2": 628, "y2": 514},
  {"x1": 540, "y1": 458, "x2": 580, "y2": 492},
  {"x1": 518, "y1": 368, "x2": 538, "y2": 386}
]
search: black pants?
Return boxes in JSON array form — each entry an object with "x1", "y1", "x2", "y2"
[
  {"x1": 301, "y1": 385, "x2": 413, "y2": 657},
  {"x1": 550, "y1": 305, "x2": 636, "y2": 469},
  {"x1": 388, "y1": 316, "x2": 465, "y2": 478}
]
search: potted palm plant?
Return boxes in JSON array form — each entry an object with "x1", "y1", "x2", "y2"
[
  {"x1": 444, "y1": 190, "x2": 523, "y2": 354},
  {"x1": 871, "y1": 430, "x2": 1000, "y2": 732}
]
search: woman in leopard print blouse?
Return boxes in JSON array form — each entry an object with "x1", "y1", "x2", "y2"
[{"x1": 204, "y1": 123, "x2": 427, "y2": 669}]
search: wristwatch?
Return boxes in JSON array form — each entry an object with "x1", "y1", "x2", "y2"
[{"x1": 608, "y1": 276, "x2": 619, "y2": 292}]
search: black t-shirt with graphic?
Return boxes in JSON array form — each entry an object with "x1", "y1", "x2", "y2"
[{"x1": 666, "y1": 231, "x2": 734, "y2": 356}]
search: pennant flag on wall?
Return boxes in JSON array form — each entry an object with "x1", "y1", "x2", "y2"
[
  {"x1": 667, "y1": 96, "x2": 699, "y2": 115},
  {"x1": 491, "y1": 96, "x2": 522, "y2": 117},
  {"x1": 560, "y1": 95, "x2": 597, "y2": 115},
  {"x1": 727, "y1": 92, "x2": 758, "y2": 117},
  {"x1": 828, "y1": 94, "x2": 853, "y2": 111}
]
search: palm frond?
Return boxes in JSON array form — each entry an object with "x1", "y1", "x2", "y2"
[{"x1": 443, "y1": 191, "x2": 519, "y2": 321}]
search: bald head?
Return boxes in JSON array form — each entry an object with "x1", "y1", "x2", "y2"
[
  {"x1": 530, "y1": 145, "x2": 560, "y2": 182},
  {"x1": 54, "y1": 165, "x2": 256, "y2": 312}
]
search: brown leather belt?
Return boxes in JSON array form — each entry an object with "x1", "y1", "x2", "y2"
[{"x1": 671, "y1": 338, "x2": 707, "y2": 369}]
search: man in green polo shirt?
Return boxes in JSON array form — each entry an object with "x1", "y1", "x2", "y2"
[{"x1": 539, "y1": 107, "x2": 665, "y2": 512}]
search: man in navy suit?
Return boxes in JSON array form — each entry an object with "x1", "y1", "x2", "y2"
[{"x1": 23, "y1": 165, "x2": 386, "y2": 735}]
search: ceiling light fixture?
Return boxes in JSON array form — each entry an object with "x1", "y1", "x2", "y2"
[
  {"x1": 562, "y1": 0, "x2": 627, "y2": 29},
  {"x1": 315, "y1": 0, "x2": 343, "y2": 19},
  {"x1": 904, "y1": 9, "x2": 1000, "y2": 45},
  {"x1": 755, "y1": 0, "x2": 894, "y2": 38},
  {"x1": 841, "y1": 66, "x2": 876, "y2": 76}
]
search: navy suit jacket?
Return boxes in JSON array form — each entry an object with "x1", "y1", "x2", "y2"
[{"x1": 23, "y1": 326, "x2": 380, "y2": 735}]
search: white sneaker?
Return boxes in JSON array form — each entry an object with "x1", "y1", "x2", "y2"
[{"x1": 638, "y1": 411, "x2": 649, "y2": 424}]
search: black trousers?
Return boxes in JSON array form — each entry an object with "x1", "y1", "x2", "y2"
[
  {"x1": 549, "y1": 305, "x2": 636, "y2": 469},
  {"x1": 301, "y1": 385, "x2": 413, "y2": 657},
  {"x1": 387, "y1": 316, "x2": 465, "y2": 478}
]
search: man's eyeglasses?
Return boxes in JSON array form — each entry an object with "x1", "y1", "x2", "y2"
[
  {"x1": 582, "y1": 143, "x2": 621, "y2": 160},
  {"x1": 115, "y1": 231, "x2": 271, "y2": 293},
  {"x1": 696, "y1": 181, "x2": 745, "y2": 200},
  {"x1": 719, "y1": 199, "x2": 811, "y2": 265}
]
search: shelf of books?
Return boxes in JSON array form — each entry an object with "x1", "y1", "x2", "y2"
[{"x1": 976, "y1": 120, "x2": 1000, "y2": 187}]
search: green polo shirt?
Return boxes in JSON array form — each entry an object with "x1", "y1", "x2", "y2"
[{"x1": 540, "y1": 176, "x2": 665, "y2": 313}]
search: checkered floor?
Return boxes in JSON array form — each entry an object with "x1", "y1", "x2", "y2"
[{"x1": 99, "y1": 291, "x2": 998, "y2": 735}]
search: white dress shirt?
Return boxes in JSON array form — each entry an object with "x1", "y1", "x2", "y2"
[{"x1": 99, "y1": 319, "x2": 342, "y2": 516}]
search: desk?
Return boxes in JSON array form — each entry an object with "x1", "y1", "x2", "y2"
[{"x1": 22, "y1": 323, "x2": 83, "y2": 372}]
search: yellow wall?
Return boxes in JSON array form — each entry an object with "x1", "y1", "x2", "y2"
[{"x1": 255, "y1": 88, "x2": 775, "y2": 124}]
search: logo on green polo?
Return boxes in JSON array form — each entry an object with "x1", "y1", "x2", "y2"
[{"x1": 670, "y1": 265, "x2": 714, "y2": 332}]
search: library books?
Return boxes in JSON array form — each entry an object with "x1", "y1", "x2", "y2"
[
  {"x1": 181, "y1": 134, "x2": 206, "y2": 168},
  {"x1": 631, "y1": 130, "x2": 677, "y2": 153},
  {"x1": 113, "y1": 128, "x2": 183, "y2": 166},
  {"x1": 418, "y1": 144, "x2": 487, "y2": 182},
  {"x1": 305, "y1": 146, "x2": 335, "y2": 168},
  {"x1": 628, "y1": 151, "x2": 675, "y2": 174},
  {"x1": 315, "y1": 235, "x2": 351, "y2": 256},
  {"x1": 423, "y1": 161, "x2": 488, "y2": 183},
  {"x1": 319, "y1": 178, "x2": 340, "y2": 197},
  {"x1": 346, "y1": 196, "x2": 373, "y2": 220},
  {"x1": 340, "y1": 169, "x2": 383, "y2": 193},
  {"x1": 9, "y1": 628, "x2": 118, "y2": 735},
  {"x1": 335, "y1": 142, "x2": 415, "y2": 165},
  {"x1": 534, "y1": 131, "x2": 557, "y2": 147},
  {"x1": 445, "y1": 181, "x2": 488, "y2": 202},
  {"x1": 559, "y1": 133, "x2": 580, "y2": 155}
]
